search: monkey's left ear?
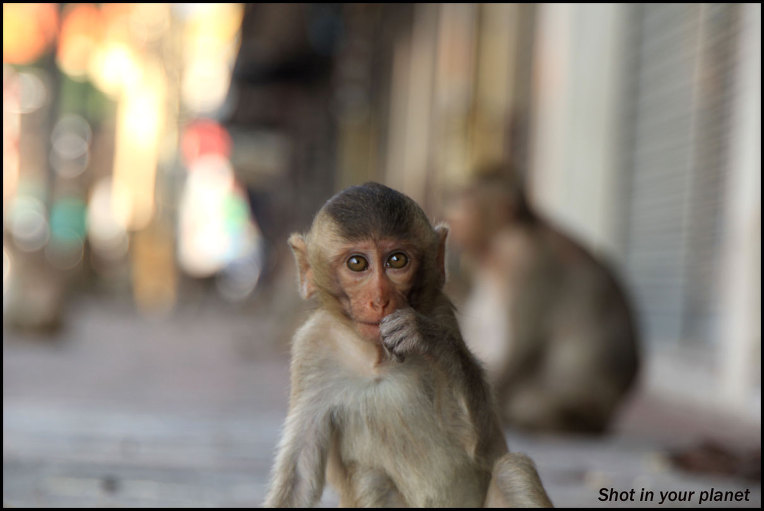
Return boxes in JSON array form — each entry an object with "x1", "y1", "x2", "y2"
[{"x1": 434, "y1": 224, "x2": 449, "y2": 285}]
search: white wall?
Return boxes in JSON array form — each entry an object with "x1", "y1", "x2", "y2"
[
  {"x1": 529, "y1": 3, "x2": 761, "y2": 421},
  {"x1": 528, "y1": 3, "x2": 626, "y2": 260},
  {"x1": 718, "y1": 2, "x2": 761, "y2": 416}
]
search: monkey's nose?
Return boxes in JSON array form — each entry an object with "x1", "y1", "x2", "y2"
[
  {"x1": 372, "y1": 295, "x2": 390, "y2": 311},
  {"x1": 369, "y1": 272, "x2": 393, "y2": 311}
]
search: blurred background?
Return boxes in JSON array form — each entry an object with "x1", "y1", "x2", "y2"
[{"x1": 3, "y1": 3, "x2": 760, "y2": 507}]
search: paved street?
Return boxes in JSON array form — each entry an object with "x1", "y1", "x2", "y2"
[{"x1": 3, "y1": 292, "x2": 761, "y2": 508}]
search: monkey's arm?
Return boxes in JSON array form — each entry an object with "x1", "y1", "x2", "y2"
[
  {"x1": 494, "y1": 330, "x2": 544, "y2": 394},
  {"x1": 264, "y1": 394, "x2": 334, "y2": 507},
  {"x1": 381, "y1": 302, "x2": 507, "y2": 462},
  {"x1": 492, "y1": 293, "x2": 552, "y2": 397},
  {"x1": 485, "y1": 452, "x2": 554, "y2": 507},
  {"x1": 264, "y1": 330, "x2": 335, "y2": 509},
  {"x1": 492, "y1": 264, "x2": 553, "y2": 394}
]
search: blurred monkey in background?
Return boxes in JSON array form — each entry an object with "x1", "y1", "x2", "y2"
[{"x1": 446, "y1": 165, "x2": 640, "y2": 434}]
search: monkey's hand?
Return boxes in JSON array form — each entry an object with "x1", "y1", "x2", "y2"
[{"x1": 380, "y1": 308, "x2": 429, "y2": 363}]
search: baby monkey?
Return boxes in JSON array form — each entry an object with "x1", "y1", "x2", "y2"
[{"x1": 264, "y1": 182, "x2": 552, "y2": 507}]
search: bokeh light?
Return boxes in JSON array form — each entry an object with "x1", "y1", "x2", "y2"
[
  {"x1": 47, "y1": 196, "x2": 87, "y2": 270},
  {"x1": 178, "y1": 155, "x2": 237, "y2": 277},
  {"x1": 87, "y1": 177, "x2": 130, "y2": 262},
  {"x1": 180, "y1": 3, "x2": 243, "y2": 115},
  {"x1": 128, "y1": 3, "x2": 171, "y2": 45},
  {"x1": 7, "y1": 195, "x2": 49, "y2": 253},
  {"x1": 88, "y1": 42, "x2": 139, "y2": 98},
  {"x1": 16, "y1": 71, "x2": 49, "y2": 114},
  {"x1": 3, "y1": 246, "x2": 12, "y2": 291},
  {"x1": 56, "y1": 3, "x2": 103, "y2": 80},
  {"x1": 181, "y1": 119, "x2": 232, "y2": 165},
  {"x1": 3, "y1": 66, "x2": 21, "y2": 206},
  {"x1": 112, "y1": 59, "x2": 165, "y2": 231},
  {"x1": 50, "y1": 114, "x2": 92, "y2": 178},
  {"x1": 3, "y1": 3, "x2": 59, "y2": 65},
  {"x1": 215, "y1": 248, "x2": 264, "y2": 303}
]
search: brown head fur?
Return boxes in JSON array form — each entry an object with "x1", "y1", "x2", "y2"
[{"x1": 447, "y1": 163, "x2": 535, "y2": 258}]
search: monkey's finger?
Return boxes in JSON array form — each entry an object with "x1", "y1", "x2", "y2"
[
  {"x1": 382, "y1": 343, "x2": 405, "y2": 363},
  {"x1": 380, "y1": 321, "x2": 406, "y2": 337},
  {"x1": 381, "y1": 343, "x2": 403, "y2": 363}
]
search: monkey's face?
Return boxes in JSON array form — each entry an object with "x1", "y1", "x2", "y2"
[
  {"x1": 330, "y1": 238, "x2": 418, "y2": 342},
  {"x1": 447, "y1": 185, "x2": 519, "y2": 258},
  {"x1": 289, "y1": 183, "x2": 447, "y2": 343}
]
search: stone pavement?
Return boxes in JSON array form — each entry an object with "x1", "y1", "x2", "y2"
[{"x1": 3, "y1": 294, "x2": 761, "y2": 508}]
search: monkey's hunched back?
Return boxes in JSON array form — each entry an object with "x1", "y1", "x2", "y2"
[
  {"x1": 264, "y1": 182, "x2": 553, "y2": 507},
  {"x1": 449, "y1": 170, "x2": 640, "y2": 434}
]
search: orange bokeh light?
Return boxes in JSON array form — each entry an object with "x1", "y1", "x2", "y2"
[
  {"x1": 3, "y1": 3, "x2": 59, "y2": 65},
  {"x1": 56, "y1": 3, "x2": 104, "y2": 78}
]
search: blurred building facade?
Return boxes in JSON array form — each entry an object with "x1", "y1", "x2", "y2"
[
  {"x1": 3, "y1": 3, "x2": 760, "y2": 421},
  {"x1": 357, "y1": 3, "x2": 760, "y2": 421}
]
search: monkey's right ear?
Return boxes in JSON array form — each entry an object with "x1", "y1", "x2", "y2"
[
  {"x1": 434, "y1": 224, "x2": 449, "y2": 286},
  {"x1": 287, "y1": 233, "x2": 316, "y2": 299}
]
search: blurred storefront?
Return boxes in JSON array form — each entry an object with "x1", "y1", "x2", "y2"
[
  {"x1": 525, "y1": 4, "x2": 760, "y2": 419},
  {"x1": 3, "y1": 3, "x2": 760, "y2": 421},
  {"x1": 3, "y1": 4, "x2": 264, "y2": 325},
  {"x1": 343, "y1": 3, "x2": 761, "y2": 422}
]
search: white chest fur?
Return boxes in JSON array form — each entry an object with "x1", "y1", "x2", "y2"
[
  {"x1": 331, "y1": 360, "x2": 485, "y2": 507},
  {"x1": 460, "y1": 272, "x2": 510, "y2": 377}
]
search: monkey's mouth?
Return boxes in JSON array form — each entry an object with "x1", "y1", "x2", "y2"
[{"x1": 355, "y1": 320, "x2": 382, "y2": 340}]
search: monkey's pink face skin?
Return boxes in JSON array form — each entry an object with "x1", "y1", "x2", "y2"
[{"x1": 332, "y1": 239, "x2": 418, "y2": 342}]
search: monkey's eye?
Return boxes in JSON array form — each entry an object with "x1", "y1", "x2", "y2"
[
  {"x1": 347, "y1": 255, "x2": 369, "y2": 272},
  {"x1": 386, "y1": 252, "x2": 408, "y2": 269}
]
